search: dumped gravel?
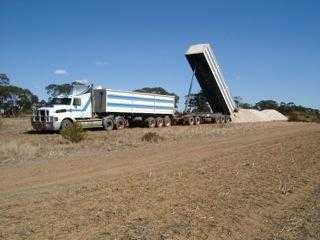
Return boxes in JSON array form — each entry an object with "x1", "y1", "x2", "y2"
[{"x1": 232, "y1": 108, "x2": 288, "y2": 123}]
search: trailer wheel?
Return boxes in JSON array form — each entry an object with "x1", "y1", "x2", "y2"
[
  {"x1": 125, "y1": 119, "x2": 130, "y2": 128},
  {"x1": 146, "y1": 117, "x2": 156, "y2": 128},
  {"x1": 102, "y1": 117, "x2": 114, "y2": 131},
  {"x1": 194, "y1": 116, "x2": 201, "y2": 125},
  {"x1": 185, "y1": 117, "x2": 195, "y2": 125},
  {"x1": 156, "y1": 117, "x2": 164, "y2": 127},
  {"x1": 60, "y1": 119, "x2": 73, "y2": 131},
  {"x1": 115, "y1": 116, "x2": 125, "y2": 130},
  {"x1": 164, "y1": 116, "x2": 171, "y2": 127}
]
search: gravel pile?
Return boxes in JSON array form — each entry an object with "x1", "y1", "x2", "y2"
[{"x1": 232, "y1": 109, "x2": 288, "y2": 123}]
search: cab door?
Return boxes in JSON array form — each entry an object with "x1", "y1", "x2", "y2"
[
  {"x1": 71, "y1": 97, "x2": 83, "y2": 119},
  {"x1": 72, "y1": 93, "x2": 92, "y2": 119}
]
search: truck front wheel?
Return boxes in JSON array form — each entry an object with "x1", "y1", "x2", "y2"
[
  {"x1": 102, "y1": 117, "x2": 114, "y2": 131},
  {"x1": 60, "y1": 119, "x2": 73, "y2": 131}
]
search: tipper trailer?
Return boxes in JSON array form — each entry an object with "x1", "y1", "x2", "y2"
[
  {"x1": 31, "y1": 43, "x2": 235, "y2": 131},
  {"x1": 185, "y1": 43, "x2": 236, "y2": 115}
]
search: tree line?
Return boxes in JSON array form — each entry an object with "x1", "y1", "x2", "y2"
[
  {"x1": 0, "y1": 75, "x2": 181, "y2": 117},
  {"x1": 234, "y1": 96, "x2": 320, "y2": 122},
  {"x1": 0, "y1": 74, "x2": 38, "y2": 117},
  {"x1": 0, "y1": 73, "x2": 319, "y2": 122}
]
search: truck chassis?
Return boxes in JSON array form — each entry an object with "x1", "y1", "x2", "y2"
[{"x1": 69, "y1": 112, "x2": 231, "y2": 131}]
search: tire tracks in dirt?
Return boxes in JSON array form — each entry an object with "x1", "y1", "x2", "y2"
[{"x1": 0, "y1": 123, "x2": 318, "y2": 197}]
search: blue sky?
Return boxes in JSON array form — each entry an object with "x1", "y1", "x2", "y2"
[{"x1": 1, "y1": 0, "x2": 319, "y2": 109}]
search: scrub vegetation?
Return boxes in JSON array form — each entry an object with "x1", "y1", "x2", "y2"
[
  {"x1": 60, "y1": 122, "x2": 86, "y2": 143},
  {"x1": 141, "y1": 132, "x2": 164, "y2": 143}
]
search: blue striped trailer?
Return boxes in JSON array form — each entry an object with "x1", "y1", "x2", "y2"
[
  {"x1": 92, "y1": 88, "x2": 176, "y2": 130},
  {"x1": 93, "y1": 89, "x2": 175, "y2": 115}
]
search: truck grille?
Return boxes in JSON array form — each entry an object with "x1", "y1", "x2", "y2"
[{"x1": 32, "y1": 110, "x2": 50, "y2": 122}]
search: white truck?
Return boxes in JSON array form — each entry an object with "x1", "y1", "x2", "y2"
[
  {"x1": 31, "y1": 43, "x2": 236, "y2": 132},
  {"x1": 31, "y1": 82, "x2": 176, "y2": 131}
]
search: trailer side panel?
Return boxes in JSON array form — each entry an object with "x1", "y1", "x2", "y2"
[{"x1": 94, "y1": 89, "x2": 175, "y2": 115}]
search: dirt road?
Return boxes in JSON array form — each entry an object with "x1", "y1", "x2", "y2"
[{"x1": 0, "y1": 120, "x2": 319, "y2": 239}]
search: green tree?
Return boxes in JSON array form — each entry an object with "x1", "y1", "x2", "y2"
[
  {"x1": 45, "y1": 83, "x2": 72, "y2": 99},
  {"x1": 185, "y1": 89, "x2": 211, "y2": 113},
  {"x1": 234, "y1": 96, "x2": 252, "y2": 109},
  {"x1": 134, "y1": 87, "x2": 179, "y2": 108},
  {"x1": 0, "y1": 73, "x2": 38, "y2": 115},
  {"x1": 254, "y1": 100, "x2": 279, "y2": 110},
  {"x1": 0, "y1": 73, "x2": 10, "y2": 86},
  {"x1": 0, "y1": 85, "x2": 38, "y2": 116}
]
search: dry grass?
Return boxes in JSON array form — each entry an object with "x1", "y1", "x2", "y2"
[
  {"x1": 0, "y1": 118, "x2": 319, "y2": 239},
  {"x1": 0, "y1": 117, "x2": 30, "y2": 131},
  {"x1": 0, "y1": 119, "x2": 237, "y2": 167},
  {"x1": 0, "y1": 141, "x2": 38, "y2": 166}
]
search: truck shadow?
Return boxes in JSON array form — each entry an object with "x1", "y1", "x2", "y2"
[
  {"x1": 23, "y1": 124, "x2": 147, "y2": 135},
  {"x1": 23, "y1": 127, "x2": 105, "y2": 134},
  {"x1": 23, "y1": 130, "x2": 58, "y2": 135}
]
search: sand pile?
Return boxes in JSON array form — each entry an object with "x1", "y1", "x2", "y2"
[{"x1": 232, "y1": 109, "x2": 288, "y2": 123}]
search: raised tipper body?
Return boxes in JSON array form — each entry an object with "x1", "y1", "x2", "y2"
[{"x1": 185, "y1": 43, "x2": 236, "y2": 115}]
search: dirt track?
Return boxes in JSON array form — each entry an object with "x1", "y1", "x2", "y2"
[{"x1": 0, "y1": 120, "x2": 319, "y2": 239}]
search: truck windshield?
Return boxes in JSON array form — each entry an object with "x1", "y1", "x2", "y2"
[{"x1": 50, "y1": 98, "x2": 72, "y2": 105}]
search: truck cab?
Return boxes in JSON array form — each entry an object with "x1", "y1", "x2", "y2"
[
  {"x1": 31, "y1": 82, "x2": 176, "y2": 132},
  {"x1": 31, "y1": 89, "x2": 92, "y2": 131}
]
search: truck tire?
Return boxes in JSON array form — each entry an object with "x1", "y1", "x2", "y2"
[
  {"x1": 194, "y1": 116, "x2": 201, "y2": 125},
  {"x1": 156, "y1": 117, "x2": 164, "y2": 127},
  {"x1": 164, "y1": 116, "x2": 171, "y2": 127},
  {"x1": 115, "y1": 116, "x2": 125, "y2": 130},
  {"x1": 102, "y1": 117, "x2": 114, "y2": 131},
  {"x1": 125, "y1": 119, "x2": 130, "y2": 128},
  {"x1": 60, "y1": 119, "x2": 73, "y2": 131},
  {"x1": 146, "y1": 117, "x2": 156, "y2": 128},
  {"x1": 185, "y1": 117, "x2": 194, "y2": 125}
]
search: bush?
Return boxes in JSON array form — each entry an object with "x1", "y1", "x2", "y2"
[
  {"x1": 287, "y1": 111, "x2": 318, "y2": 122},
  {"x1": 61, "y1": 123, "x2": 86, "y2": 143},
  {"x1": 141, "y1": 132, "x2": 163, "y2": 143},
  {"x1": 288, "y1": 112, "x2": 299, "y2": 122},
  {"x1": 0, "y1": 118, "x2": 3, "y2": 129}
]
